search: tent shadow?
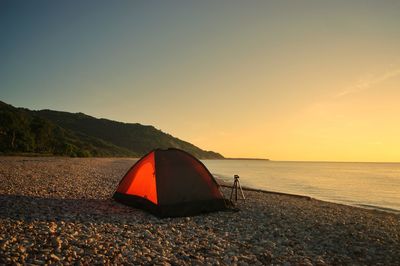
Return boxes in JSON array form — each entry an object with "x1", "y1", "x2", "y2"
[{"x1": 0, "y1": 194, "x2": 156, "y2": 224}]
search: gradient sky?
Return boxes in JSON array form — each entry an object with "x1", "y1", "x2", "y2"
[{"x1": 1, "y1": 1, "x2": 400, "y2": 161}]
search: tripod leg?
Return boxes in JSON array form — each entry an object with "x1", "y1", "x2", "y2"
[
  {"x1": 238, "y1": 180, "x2": 246, "y2": 200},
  {"x1": 233, "y1": 180, "x2": 237, "y2": 201}
]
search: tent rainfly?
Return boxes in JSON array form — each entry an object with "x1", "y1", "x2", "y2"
[{"x1": 113, "y1": 148, "x2": 229, "y2": 217}]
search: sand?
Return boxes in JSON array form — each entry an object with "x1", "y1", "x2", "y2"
[{"x1": 0, "y1": 157, "x2": 399, "y2": 265}]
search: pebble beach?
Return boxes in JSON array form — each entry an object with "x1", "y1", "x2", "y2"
[{"x1": 0, "y1": 157, "x2": 399, "y2": 265}]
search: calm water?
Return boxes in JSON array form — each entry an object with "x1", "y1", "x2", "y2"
[{"x1": 202, "y1": 160, "x2": 400, "y2": 213}]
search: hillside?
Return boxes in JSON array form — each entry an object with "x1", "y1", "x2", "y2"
[
  {"x1": 0, "y1": 101, "x2": 137, "y2": 157},
  {"x1": 0, "y1": 101, "x2": 223, "y2": 159}
]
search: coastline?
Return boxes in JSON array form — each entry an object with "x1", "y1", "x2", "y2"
[
  {"x1": 0, "y1": 157, "x2": 399, "y2": 265},
  {"x1": 216, "y1": 179, "x2": 400, "y2": 215}
]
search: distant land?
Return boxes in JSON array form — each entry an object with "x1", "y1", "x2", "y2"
[
  {"x1": 221, "y1": 158, "x2": 270, "y2": 161},
  {"x1": 0, "y1": 100, "x2": 223, "y2": 159}
]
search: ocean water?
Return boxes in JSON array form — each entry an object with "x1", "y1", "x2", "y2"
[{"x1": 202, "y1": 160, "x2": 400, "y2": 213}]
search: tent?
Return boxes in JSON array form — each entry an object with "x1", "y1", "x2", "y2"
[{"x1": 113, "y1": 148, "x2": 228, "y2": 217}]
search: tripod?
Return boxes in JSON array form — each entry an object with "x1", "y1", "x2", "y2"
[{"x1": 229, "y1": 175, "x2": 246, "y2": 202}]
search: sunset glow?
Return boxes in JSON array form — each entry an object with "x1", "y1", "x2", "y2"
[{"x1": 1, "y1": 1, "x2": 400, "y2": 161}]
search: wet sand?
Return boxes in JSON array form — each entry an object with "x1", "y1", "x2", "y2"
[{"x1": 0, "y1": 157, "x2": 399, "y2": 265}]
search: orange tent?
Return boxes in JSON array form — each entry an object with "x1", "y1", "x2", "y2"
[{"x1": 113, "y1": 148, "x2": 228, "y2": 217}]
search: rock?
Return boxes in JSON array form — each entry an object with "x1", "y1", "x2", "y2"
[
  {"x1": 302, "y1": 258, "x2": 313, "y2": 266},
  {"x1": 0, "y1": 157, "x2": 399, "y2": 266},
  {"x1": 33, "y1": 259, "x2": 46, "y2": 265},
  {"x1": 49, "y1": 222, "x2": 58, "y2": 233},
  {"x1": 258, "y1": 251, "x2": 273, "y2": 263},
  {"x1": 143, "y1": 230, "x2": 153, "y2": 239},
  {"x1": 51, "y1": 237, "x2": 62, "y2": 248},
  {"x1": 315, "y1": 256, "x2": 327, "y2": 266},
  {"x1": 50, "y1": 253, "x2": 61, "y2": 261},
  {"x1": 18, "y1": 245, "x2": 26, "y2": 253},
  {"x1": 142, "y1": 247, "x2": 151, "y2": 254}
]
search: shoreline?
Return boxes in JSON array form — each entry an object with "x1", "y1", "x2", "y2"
[
  {"x1": 217, "y1": 180, "x2": 400, "y2": 215},
  {"x1": 1, "y1": 157, "x2": 399, "y2": 265},
  {"x1": 4, "y1": 156, "x2": 398, "y2": 214}
]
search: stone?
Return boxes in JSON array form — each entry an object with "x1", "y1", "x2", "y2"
[
  {"x1": 0, "y1": 157, "x2": 399, "y2": 266},
  {"x1": 18, "y1": 245, "x2": 26, "y2": 253},
  {"x1": 302, "y1": 258, "x2": 313, "y2": 266},
  {"x1": 33, "y1": 259, "x2": 46, "y2": 265},
  {"x1": 50, "y1": 253, "x2": 61, "y2": 261},
  {"x1": 51, "y1": 237, "x2": 62, "y2": 248}
]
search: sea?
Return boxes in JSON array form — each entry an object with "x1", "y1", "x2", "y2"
[{"x1": 202, "y1": 160, "x2": 400, "y2": 213}]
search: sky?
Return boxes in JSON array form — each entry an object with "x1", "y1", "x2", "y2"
[{"x1": 1, "y1": 1, "x2": 400, "y2": 162}]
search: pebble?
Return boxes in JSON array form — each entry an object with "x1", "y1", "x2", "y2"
[
  {"x1": 18, "y1": 245, "x2": 26, "y2": 253},
  {"x1": 50, "y1": 253, "x2": 60, "y2": 261},
  {"x1": 0, "y1": 157, "x2": 399, "y2": 265}
]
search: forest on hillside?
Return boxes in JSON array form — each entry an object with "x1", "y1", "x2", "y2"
[{"x1": 0, "y1": 101, "x2": 223, "y2": 159}]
